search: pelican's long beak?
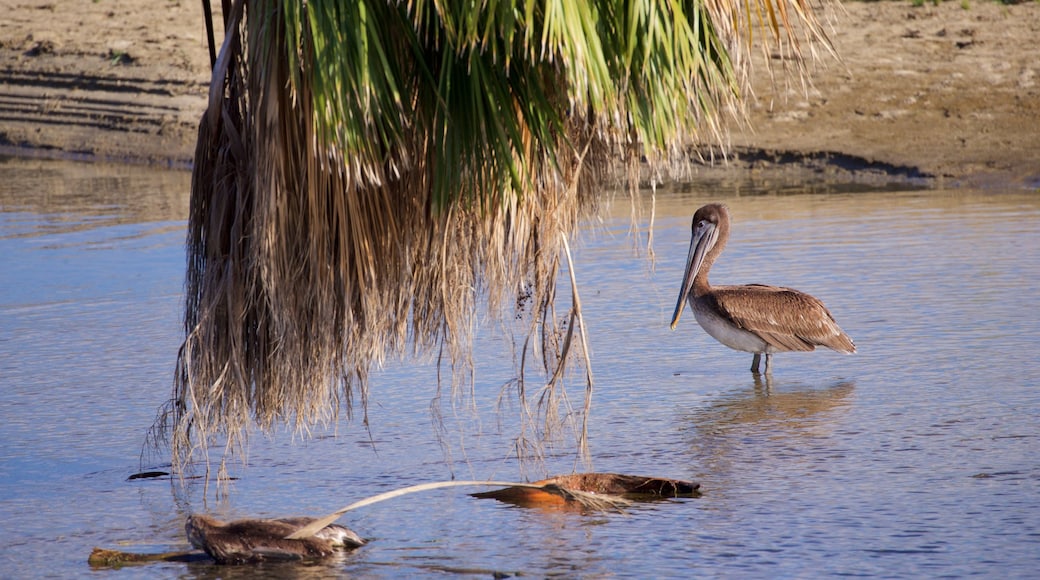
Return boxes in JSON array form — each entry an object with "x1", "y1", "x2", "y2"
[{"x1": 669, "y1": 221, "x2": 716, "y2": 329}]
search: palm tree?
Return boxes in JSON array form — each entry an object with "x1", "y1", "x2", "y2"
[{"x1": 154, "y1": 0, "x2": 832, "y2": 478}]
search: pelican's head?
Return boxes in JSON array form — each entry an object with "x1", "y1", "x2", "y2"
[{"x1": 669, "y1": 204, "x2": 727, "y2": 329}]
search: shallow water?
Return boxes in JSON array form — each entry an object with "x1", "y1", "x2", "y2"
[{"x1": 1, "y1": 157, "x2": 1038, "y2": 578}]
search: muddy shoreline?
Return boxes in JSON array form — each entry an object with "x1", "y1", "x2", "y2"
[{"x1": 1, "y1": 1, "x2": 1037, "y2": 187}]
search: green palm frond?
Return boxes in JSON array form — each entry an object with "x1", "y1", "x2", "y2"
[{"x1": 158, "y1": 0, "x2": 834, "y2": 477}]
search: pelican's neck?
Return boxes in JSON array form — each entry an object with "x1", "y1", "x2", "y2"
[{"x1": 692, "y1": 257, "x2": 714, "y2": 297}]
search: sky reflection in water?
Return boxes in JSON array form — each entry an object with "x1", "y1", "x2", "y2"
[{"x1": 1, "y1": 157, "x2": 1037, "y2": 577}]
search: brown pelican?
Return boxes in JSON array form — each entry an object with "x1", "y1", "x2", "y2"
[
  {"x1": 185, "y1": 514, "x2": 365, "y2": 564},
  {"x1": 670, "y1": 203, "x2": 855, "y2": 374}
]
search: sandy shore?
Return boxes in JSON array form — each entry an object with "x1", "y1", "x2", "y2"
[{"x1": 1, "y1": 0, "x2": 1038, "y2": 187}]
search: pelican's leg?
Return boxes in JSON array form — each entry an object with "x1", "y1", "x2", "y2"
[
  {"x1": 764, "y1": 353, "x2": 773, "y2": 375},
  {"x1": 750, "y1": 353, "x2": 761, "y2": 374}
]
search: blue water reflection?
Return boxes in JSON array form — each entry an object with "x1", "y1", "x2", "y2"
[{"x1": 0, "y1": 157, "x2": 1037, "y2": 577}]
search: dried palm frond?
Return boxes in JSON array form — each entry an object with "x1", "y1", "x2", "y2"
[
  {"x1": 286, "y1": 478, "x2": 633, "y2": 542},
  {"x1": 471, "y1": 472, "x2": 701, "y2": 507},
  {"x1": 155, "y1": 0, "x2": 833, "y2": 478}
]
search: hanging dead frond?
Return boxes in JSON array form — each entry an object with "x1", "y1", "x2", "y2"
[{"x1": 155, "y1": 0, "x2": 833, "y2": 478}]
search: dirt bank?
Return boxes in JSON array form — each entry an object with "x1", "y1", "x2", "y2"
[
  {"x1": 1, "y1": 1, "x2": 1037, "y2": 187},
  {"x1": 0, "y1": 0, "x2": 214, "y2": 168},
  {"x1": 728, "y1": 1, "x2": 1040, "y2": 188}
]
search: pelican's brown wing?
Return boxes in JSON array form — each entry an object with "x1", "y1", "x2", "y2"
[{"x1": 712, "y1": 285, "x2": 856, "y2": 354}]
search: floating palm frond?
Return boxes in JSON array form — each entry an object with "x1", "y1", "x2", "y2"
[
  {"x1": 154, "y1": 0, "x2": 833, "y2": 477},
  {"x1": 285, "y1": 478, "x2": 635, "y2": 542},
  {"x1": 92, "y1": 473, "x2": 698, "y2": 567}
]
